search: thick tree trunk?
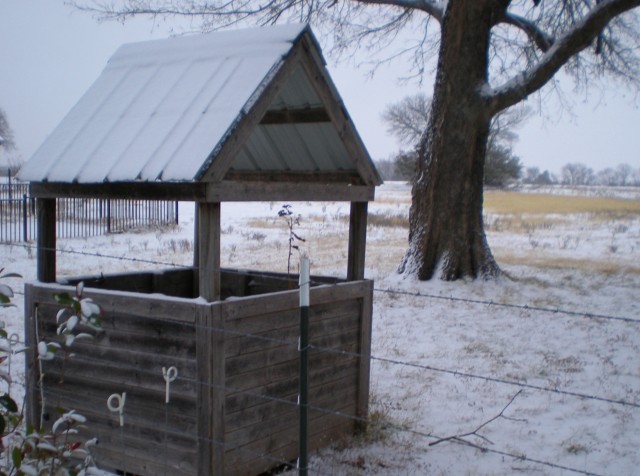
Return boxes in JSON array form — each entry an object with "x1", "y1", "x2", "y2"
[{"x1": 400, "y1": 0, "x2": 502, "y2": 280}]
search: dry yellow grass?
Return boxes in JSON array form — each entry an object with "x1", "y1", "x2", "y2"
[
  {"x1": 232, "y1": 189, "x2": 639, "y2": 276},
  {"x1": 373, "y1": 192, "x2": 411, "y2": 206},
  {"x1": 496, "y1": 253, "x2": 640, "y2": 276},
  {"x1": 485, "y1": 191, "x2": 640, "y2": 216}
]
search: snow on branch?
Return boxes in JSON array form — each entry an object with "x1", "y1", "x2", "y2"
[
  {"x1": 487, "y1": 0, "x2": 640, "y2": 114},
  {"x1": 498, "y1": 11, "x2": 554, "y2": 52}
]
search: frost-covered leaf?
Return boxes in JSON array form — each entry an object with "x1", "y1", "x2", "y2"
[
  {"x1": 36, "y1": 441, "x2": 58, "y2": 453},
  {"x1": 18, "y1": 464, "x2": 38, "y2": 476},
  {"x1": 76, "y1": 281, "x2": 84, "y2": 297},
  {"x1": 67, "y1": 314, "x2": 79, "y2": 331},
  {"x1": 74, "y1": 333, "x2": 93, "y2": 341},
  {"x1": 39, "y1": 352, "x2": 54, "y2": 361},
  {"x1": 37, "y1": 341, "x2": 48, "y2": 357},
  {"x1": 56, "y1": 308, "x2": 68, "y2": 324},
  {"x1": 65, "y1": 334, "x2": 75, "y2": 347},
  {"x1": 80, "y1": 299, "x2": 100, "y2": 318},
  {"x1": 0, "y1": 370, "x2": 12, "y2": 384},
  {"x1": 0, "y1": 284, "x2": 14, "y2": 298},
  {"x1": 52, "y1": 416, "x2": 67, "y2": 434},
  {"x1": 78, "y1": 467, "x2": 104, "y2": 476},
  {"x1": 52, "y1": 411, "x2": 85, "y2": 433},
  {"x1": 65, "y1": 411, "x2": 86, "y2": 424},
  {"x1": 37, "y1": 341, "x2": 54, "y2": 361},
  {"x1": 69, "y1": 448, "x2": 88, "y2": 459},
  {"x1": 48, "y1": 342, "x2": 61, "y2": 351}
]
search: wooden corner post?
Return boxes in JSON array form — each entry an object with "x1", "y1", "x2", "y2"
[
  {"x1": 36, "y1": 198, "x2": 56, "y2": 283},
  {"x1": 347, "y1": 202, "x2": 368, "y2": 281},
  {"x1": 197, "y1": 304, "x2": 225, "y2": 475},
  {"x1": 197, "y1": 202, "x2": 221, "y2": 301}
]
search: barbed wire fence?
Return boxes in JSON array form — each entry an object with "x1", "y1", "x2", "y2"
[{"x1": 3, "y1": 242, "x2": 639, "y2": 476}]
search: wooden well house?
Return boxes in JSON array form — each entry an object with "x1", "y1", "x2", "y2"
[{"x1": 20, "y1": 24, "x2": 381, "y2": 475}]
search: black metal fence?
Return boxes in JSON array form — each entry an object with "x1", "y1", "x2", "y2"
[{"x1": 0, "y1": 182, "x2": 178, "y2": 243}]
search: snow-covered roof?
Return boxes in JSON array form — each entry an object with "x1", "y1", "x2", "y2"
[{"x1": 19, "y1": 24, "x2": 380, "y2": 193}]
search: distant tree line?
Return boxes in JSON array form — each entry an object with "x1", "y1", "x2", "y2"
[
  {"x1": 378, "y1": 94, "x2": 639, "y2": 188},
  {"x1": 377, "y1": 156, "x2": 640, "y2": 188},
  {"x1": 522, "y1": 163, "x2": 640, "y2": 187}
]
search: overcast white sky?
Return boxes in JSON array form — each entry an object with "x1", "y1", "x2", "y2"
[{"x1": 1, "y1": 0, "x2": 638, "y2": 176}]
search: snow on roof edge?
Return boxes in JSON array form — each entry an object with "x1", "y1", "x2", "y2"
[{"x1": 109, "y1": 23, "x2": 310, "y2": 68}]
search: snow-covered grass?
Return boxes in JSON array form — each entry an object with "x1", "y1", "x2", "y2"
[{"x1": 2, "y1": 183, "x2": 639, "y2": 475}]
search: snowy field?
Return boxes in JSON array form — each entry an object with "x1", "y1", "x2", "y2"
[{"x1": 1, "y1": 182, "x2": 639, "y2": 475}]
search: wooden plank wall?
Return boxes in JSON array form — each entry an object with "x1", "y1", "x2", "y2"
[
  {"x1": 24, "y1": 278, "x2": 374, "y2": 476},
  {"x1": 24, "y1": 284, "x2": 201, "y2": 476},
  {"x1": 219, "y1": 281, "x2": 372, "y2": 476}
]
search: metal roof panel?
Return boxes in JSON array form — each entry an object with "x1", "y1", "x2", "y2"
[{"x1": 19, "y1": 24, "x2": 308, "y2": 184}]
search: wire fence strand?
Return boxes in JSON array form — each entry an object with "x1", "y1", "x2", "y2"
[{"x1": 4, "y1": 241, "x2": 639, "y2": 476}]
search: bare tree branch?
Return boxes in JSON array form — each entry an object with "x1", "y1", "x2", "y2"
[
  {"x1": 488, "y1": 0, "x2": 640, "y2": 113},
  {"x1": 498, "y1": 11, "x2": 554, "y2": 52},
  {"x1": 429, "y1": 390, "x2": 525, "y2": 448},
  {"x1": 67, "y1": 0, "x2": 443, "y2": 75},
  {"x1": 355, "y1": 0, "x2": 444, "y2": 22}
]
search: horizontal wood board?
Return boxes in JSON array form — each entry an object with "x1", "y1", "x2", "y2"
[{"x1": 56, "y1": 267, "x2": 342, "y2": 301}]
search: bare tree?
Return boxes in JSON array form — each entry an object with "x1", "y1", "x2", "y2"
[
  {"x1": 596, "y1": 163, "x2": 634, "y2": 185},
  {"x1": 70, "y1": 0, "x2": 640, "y2": 280},
  {"x1": 382, "y1": 94, "x2": 432, "y2": 146},
  {"x1": 382, "y1": 92, "x2": 527, "y2": 186},
  {"x1": 596, "y1": 167, "x2": 618, "y2": 185},
  {"x1": 561, "y1": 162, "x2": 595, "y2": 185},
  {"x1": 615, "y1": 163, "x2": 633, "y2": 185},
  {"x1": 523, "y1": 166, "x2": 540, "y2": 183},
  {"x1": 0, "y1": 108, "x2": 16, "y2": 152}
]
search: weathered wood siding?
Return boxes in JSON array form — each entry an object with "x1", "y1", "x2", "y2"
[
  {"x1": 24, "y1": 275, "x2": 373, "y2": 476},
  {"x1": 220, "y1": 281, "x2": 372, "y2": 475},
  {"x1": 24, "y1": 284, "x2": 201, "y2": 475}
]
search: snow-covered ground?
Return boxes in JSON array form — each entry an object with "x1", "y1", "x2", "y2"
[{"x1": 1, "y1": 182, "x2": 638, "y2": 475}]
